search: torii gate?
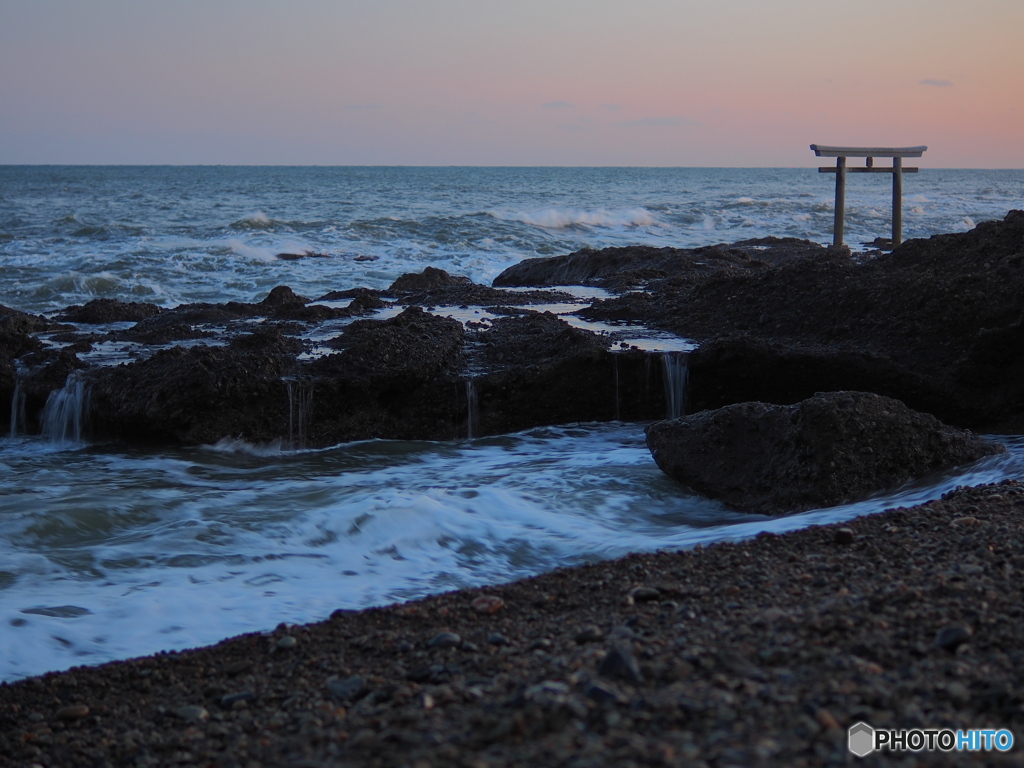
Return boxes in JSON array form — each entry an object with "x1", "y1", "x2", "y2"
[{"x1": 811, "y1": 144, "x2": 927, "y2": 247}]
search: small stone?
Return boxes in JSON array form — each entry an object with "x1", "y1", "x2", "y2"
[
  {"x1": 175, "y1": 705, "x2": 210, "y2": 723},
  {"x1": 276, "y1": 635, "x2": 298, "y2": 650},
  {"x1": 525, "y1": 680, "x2": 570, "y2": 699},
  {"x1": 598, "y1": 643, "x2": 643, "y2": 685},
  {"x1": 407, "y1": 664, "x2": 448, "y2": 684},
  {"x1": 528, "y1": 638, "x2": 553, "y2": 651},
  {"x1": 486, "y1": 633, "x2": 508, "y2": 646},
  {"x1": 584, "y1": 680, "x2": 624, "y2": 705},
  {"x1": 327, "y1": 675, "x2": 366, "y2": 702},
  {"x1": 834, "y1": 528, "x2": 855, "y2": 545},
  {"x1": 471, "y1": 595, "x2": 505, "y2": 614},
  {"x1": 815, "y1": 708, "x2": 840, "y2": 730},
  {"x1": 55, "y1": 705, "x2": 89, "y2": 720},
  {"x1": 934, "y1": 625, "x2": 971, "y2": 652},
  {"x1": 224, "y1": 660, "x2": 253, "y2": 675},
  {"x1": 220, "y1": 691, "x2": 255, "y2": 707},
  {"x1": 574, "y1": 626, "x2": 605, "y2": 644},
  {"x1": 951, "y1": 516, "x2": 979, "y2": 527},
  {"x1": 629, "y1": 586, "x2": 661, "y2": 603},
  {"x1": 428, "y1": 631, "x2": 461, "y2": 650},
  {"x1": 945, "y1": 681, "x2": 970, "y2": 706}
]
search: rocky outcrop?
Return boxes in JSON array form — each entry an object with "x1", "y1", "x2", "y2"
[
  {"x1": 73, "y1": 299, "x2": 667, "y2": 447},
  {"x1": 10, "y1": 212, "x2": 1024, "y2": 448},
  {"x1": 570, "y1": 211, "x2": 1024, "y2": 430},
  {"x1": 645, "y1": 391, "x2": 1004, "y2": 514},
  {"x1": 55, "y1": 298, "x2": 162, "y2": 324},
  {"x1": 493, "y1": 238, "x2": 827, "y2": 292},
  {"x1": 464, "y1": 312, "x2": 662, "y2": 436}
]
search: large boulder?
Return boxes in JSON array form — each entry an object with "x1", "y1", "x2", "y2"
[{"x1": 645, "y1": 391, "x2": 1004, "y2": 514}]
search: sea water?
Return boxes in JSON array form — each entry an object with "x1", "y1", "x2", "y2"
[{"x1": 1, "y1": 166, "x2": 1022, "y2": 681}]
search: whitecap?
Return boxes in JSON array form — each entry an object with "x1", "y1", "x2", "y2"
[
  {"x1": 221, "y1": 238, "x2": 279, "y2": 263},
  {"x1": 487, "y1": 207, "x2": 657, "y2": 230},
  {"x1": 232, "y1": 211, "x2": 273, "y2": 229}
]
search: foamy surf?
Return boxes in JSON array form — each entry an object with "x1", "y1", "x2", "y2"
[
  {"x1": 1, "y1": 425, "x2": 1021, "y2": 682},
  {"x1": 487, "y1": 207, "x2": 658, "y2": 230}
]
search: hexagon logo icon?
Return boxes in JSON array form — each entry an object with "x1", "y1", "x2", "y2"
[{"x1": 848, "y1": 722, "x2": 875, "y2": 757}]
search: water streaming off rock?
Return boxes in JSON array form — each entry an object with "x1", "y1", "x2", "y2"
[
  {"x1": 40, "y1": 373, "x2": 90, "y2": 446},
  {"x1": 660, "y1": 352, "x2": 689, "y2": 420}
]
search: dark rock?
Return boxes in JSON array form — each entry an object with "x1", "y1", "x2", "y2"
[
  {"x1": 555, "y1": 212, "x2": 1024, "y2": 431},
  {"x1": 427, "y1": 632, "x2": 462, "y2": 650},
  {"x1": 478, "y1": 312, "x2": 608, "y2": 372},
  {"x1": 583, "y1": 680, "x2": 625, "y2": 705},
  {"x1": 388, "y1": 266, "x2": 471, "y2": 293},
  {"x1": 629, "y1": 586, "x2": 661, "y2": 603},
  {"x1": 174, "y1": 705, "x2": 210, "y2": 723},
  {"x1": 646, "y1": 391, "x2": 1004, "y2": 514},
  {"x1": 219, "y1": 690, "x2": 255, "y2": 707},
  {"x1": 321, "y1": 306, "x2": 464, "y2": 387},
  {"x1": 88, "y1": 341, "x2": 293, "y2": 445},
  {"x1": 407, "y1": 664, "x2": 450, "y2": 684},
  {"x1": 934, "y1": 625, "x2": 972, "y2": 652},
  {"x1": 55, "y1": 298, "x2": 162, "y2": 324},
  {"x1": 492, "y1": 241, "x2": 812, "y2": 292},
  {"x1": 260, "y1": 286, "x2": 310, "y2": 308},
  {"x1": 597, "y1": 643, "x2": 643, "y2": 685},
  {"x1": 55, "y1": 705, "x2": 90, "y2": 720},
  {"x1": 574, "y1": 627, "x2": 605, "y2": 644},
  {"x1": 834, "y1": 528, "x2": 855, "y2": 545},
  {"x1": 326, "y1": 675, "x2": 366, "y2": 702}
]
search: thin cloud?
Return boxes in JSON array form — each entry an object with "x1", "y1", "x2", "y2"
[
  {"x1": 919, "y1": 79, "x2": 953, "y2": 87},
  {"x1": 601, "y1": 103, "x2": 623, "y2": 112},
  {"x1": 542, "y1": 101, "x2": 574, "y2": 109},
  {"x1": 615, "y1": 115, "x2": 698, "y2": 128},
  {"x1": 344, "y1": 103, "x2": 384, "y2": 110}
]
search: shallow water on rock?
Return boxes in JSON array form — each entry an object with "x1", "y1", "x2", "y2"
[{"x1": 1, "y1": 424, "x2": 1022, "y2": 681}]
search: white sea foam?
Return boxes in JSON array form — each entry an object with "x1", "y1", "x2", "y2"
[
  {"x1": 233, "y1": 211, "x2": 273, "y2": 229},
  {"x1": 488, "y1": 207, "x2": 657, "y2": 230},
  {"x1": 222, "y1": 238, "x2": 280, "y2": 263}
]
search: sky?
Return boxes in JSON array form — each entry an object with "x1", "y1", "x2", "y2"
[{"x1": 1, "y1": 0, "x2": 1022, "y2": 167}]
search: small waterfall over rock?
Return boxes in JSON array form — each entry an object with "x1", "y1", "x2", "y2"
[
  {"x1": 285, "y1": 379, "x2": 314, "y2": 450},
  {"x1": 8, "y1": 372, "x2": 27, "y2": 438},
  {"x1": 41, "y1": 371, "x2": 90, "y2": 445},
  {"x1": 464, "y1": 379, "x2": 479, "y2": 439},
  {"x1": 660, "y1": 351, "x2": 689, "y2": 419}
]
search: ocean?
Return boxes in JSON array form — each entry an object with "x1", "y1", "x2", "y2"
[{"x1": 1, "y1": 165, "x2": 1022, "y2": 681}]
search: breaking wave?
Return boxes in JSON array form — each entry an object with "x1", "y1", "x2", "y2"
[{"x1": 488, "y1": 207, "x2": 658, "y2": 230}]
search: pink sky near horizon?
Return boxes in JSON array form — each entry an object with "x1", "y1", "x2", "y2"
[{"x1": 1, "y1": 0, "x2": 1021, "y2": 167}]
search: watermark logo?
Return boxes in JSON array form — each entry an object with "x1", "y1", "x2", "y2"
[{"x1": 848, "y1": 722, "x2": 1014, "y2": 756}]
